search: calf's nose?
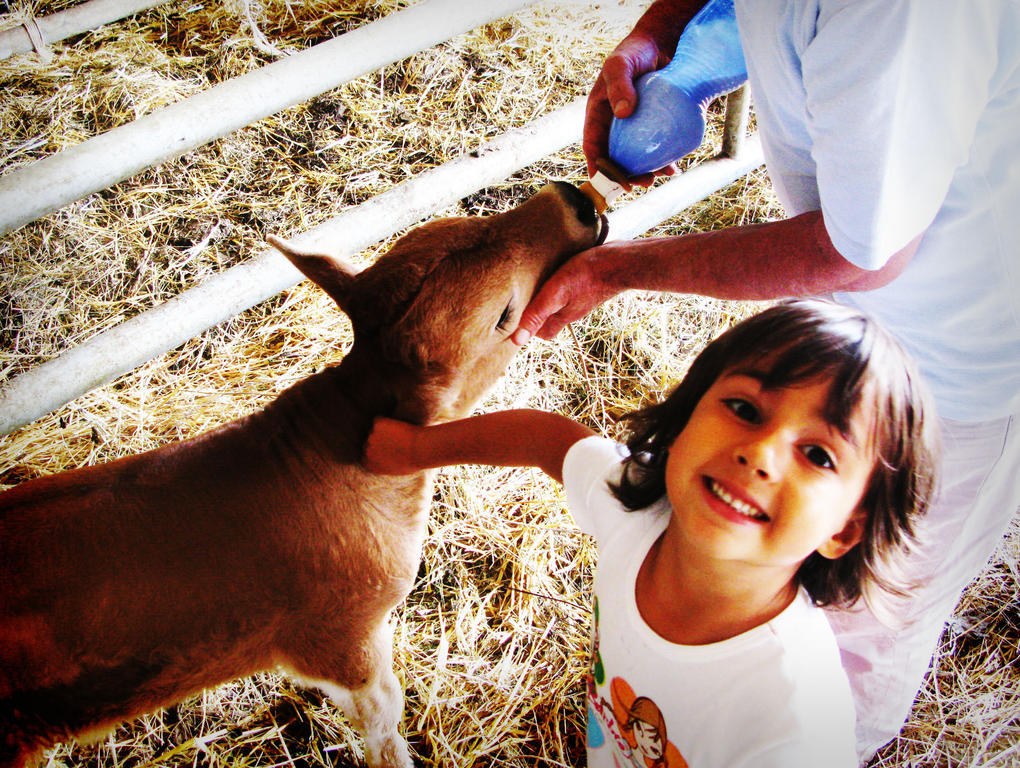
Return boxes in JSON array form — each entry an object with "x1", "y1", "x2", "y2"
[
  {"x1": 549, "y1": 180, "x2": 609, "y2": 244},
  {"x1": 551, "y1": 180, "x2": 597, "y2": 227}
]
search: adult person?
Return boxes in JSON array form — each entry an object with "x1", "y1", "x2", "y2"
[{"x1": 511, "y1": 0, "x2": 1020, "y2": 759}]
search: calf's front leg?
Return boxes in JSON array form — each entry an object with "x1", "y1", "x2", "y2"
[{"x1": 286, "y1": 620, "x2": 412, "y2": 768}]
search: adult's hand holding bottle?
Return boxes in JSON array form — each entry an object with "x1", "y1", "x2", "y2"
[{"x1": 607, "y1": 0, "x2": 747, "y2": 177}]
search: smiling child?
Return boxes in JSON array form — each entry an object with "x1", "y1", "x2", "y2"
[{"x1": 364, "y1": 299, "x2": 939, "y2": 767}]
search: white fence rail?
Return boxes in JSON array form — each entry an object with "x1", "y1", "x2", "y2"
[
  {"x1": 0, "y1": 3, "x2": 763, "y2": 435},
  {"x1": 0, "y1": 0, "x2": 540, "y2": 236}
]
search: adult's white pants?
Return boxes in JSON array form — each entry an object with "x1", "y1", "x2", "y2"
[{"x1": 827, "y1": 414, "x2": 1020, "y2": 761}]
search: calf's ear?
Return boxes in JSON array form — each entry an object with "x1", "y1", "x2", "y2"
[{"x1": 267, "y1": 234, "x2": 358, "y2": 311}]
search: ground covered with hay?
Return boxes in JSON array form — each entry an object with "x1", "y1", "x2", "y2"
[{"x1": 1, "y1": 1, "x2": 1017, "y2": 766}]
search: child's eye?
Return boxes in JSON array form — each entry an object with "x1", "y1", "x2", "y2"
[
  {"x1": 802, "y1": 445, "x2": 835, "y2": 470},
  {"x1": 723, "y1": 398, "x2": 760, "y2": 423}
]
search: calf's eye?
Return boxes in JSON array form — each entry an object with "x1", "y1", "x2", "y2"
[{"x1": 496, "y1": 303, "x2": 513, "y2": 332}]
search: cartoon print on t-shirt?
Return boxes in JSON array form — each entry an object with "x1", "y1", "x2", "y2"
[
  {"x1": 585, "y1": 596, "x2": 688, "y2": 767},
  {"x1": 586, "y1": 597, "x2": 610, "y2": 749},
  {"x1": 591, "y1": 597, "x2": 606, "y2": 685},
  {"x1": 587, "y1": 700, "x2": 606, "y2": 749},
  {"x1": 609, "y1": 677, "x2": 689, "y2": 768}
]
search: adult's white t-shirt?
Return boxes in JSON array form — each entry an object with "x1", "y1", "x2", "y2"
[{"x1": 734, "y1": 0, "x2": 1020, "y2": 422}]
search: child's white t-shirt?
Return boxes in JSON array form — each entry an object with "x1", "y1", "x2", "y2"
[{"x1": 563, "y1": 436, "x2": 857, "y2": 768}]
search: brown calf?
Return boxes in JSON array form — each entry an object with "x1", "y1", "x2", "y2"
[{"x1": 0, "y1": 182, "x2": 606, "y2": 768}]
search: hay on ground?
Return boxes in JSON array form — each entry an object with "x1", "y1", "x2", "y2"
[{"x1": 1, "y1": 1, "x2": 1016, "y2": 766}]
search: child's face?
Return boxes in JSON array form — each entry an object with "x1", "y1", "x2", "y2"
[{"x1": 663, "y1": 371, "x2": 874, "y2": 573}]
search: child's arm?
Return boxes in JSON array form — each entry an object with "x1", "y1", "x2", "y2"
[{"x1": 363, "y1": 409, "x2": 596, "y2": 483}]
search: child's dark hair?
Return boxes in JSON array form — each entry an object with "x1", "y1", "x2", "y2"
[{"x1": 611, "y1": 300, "x2": 939, "y2": 609}]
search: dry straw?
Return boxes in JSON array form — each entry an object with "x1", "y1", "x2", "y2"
[{"x1": 1, "y1": 1, "x2": 1016, "y2": 766}]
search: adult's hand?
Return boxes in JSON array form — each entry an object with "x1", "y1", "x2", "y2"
[
  {"x1": 583, "y1": 35, "x2": 674, "y2": 188},
  {"x1": 583, "y1": 0, "x2": 702, "y2": 184},
  {"x1": 511, "y1": 245, "x2": 620, "y2": 345}
]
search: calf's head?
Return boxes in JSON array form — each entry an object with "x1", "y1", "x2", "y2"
[{"x1": 270, "y1": 181, "x2": 606, "y2": 423}]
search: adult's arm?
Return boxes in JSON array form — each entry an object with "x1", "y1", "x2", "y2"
[
  {"x1": 512, "y1": 209, "x2": 921, "y2": 344},
  {"x1": 363, "y1": 410, "x2": 596, "y2": 483}
]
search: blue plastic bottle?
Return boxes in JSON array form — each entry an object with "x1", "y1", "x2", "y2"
[{"x1": 608, "y1": 0, "x2": 747, "y2": 177}]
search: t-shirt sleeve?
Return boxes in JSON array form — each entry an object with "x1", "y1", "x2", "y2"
[
  {"x1": 802, "y1": 0, "x2": 995, "y2": 269},
  {"x1": 561, "y1": 435, "x2": 628, "y2": 539}
]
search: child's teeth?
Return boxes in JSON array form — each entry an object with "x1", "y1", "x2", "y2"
[{"x1": 710, "y1": 480, "x2": 765, "y2": 520}]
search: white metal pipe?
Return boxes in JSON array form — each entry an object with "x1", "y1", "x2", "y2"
[
  {"x1": 722, "y1": 84, "x2": 751, "y2": 158},
  {"x1": 0, "y1": 105, "x2": 763, "y2": 436},
  {"x1": 0, "y1": 98, "x2": 586, "y2": 435},
  {"x1": 0, "y1": 0, "x2": 168, "y2": 61},
  {"x1": 608, "y1": 134, "x2": 762, "y2": 241},
  {"x1": 0, "y1": 0, "x2": 539, "y2": 236}
]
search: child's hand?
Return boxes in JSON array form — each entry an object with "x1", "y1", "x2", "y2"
[{"x1": 363, "y1": 416, "x2": 425, "y2": 475}]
